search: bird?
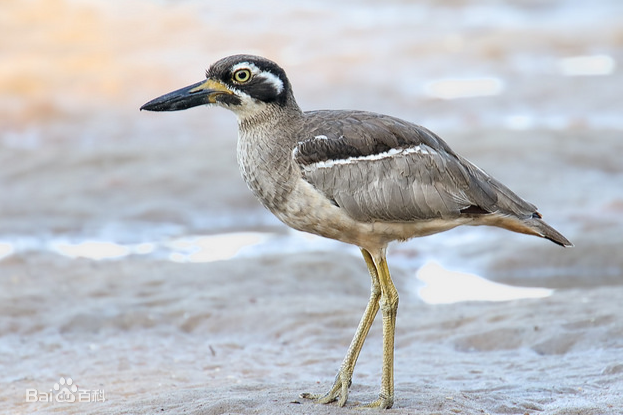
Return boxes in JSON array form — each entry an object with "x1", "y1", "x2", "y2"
[{"x1": 141, "y1": 54, "x2": 572, "y2": 409}]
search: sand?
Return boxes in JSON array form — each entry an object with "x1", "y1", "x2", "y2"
[{"x1": 2, "y1": 251, "x2": 622, "y2": 414}]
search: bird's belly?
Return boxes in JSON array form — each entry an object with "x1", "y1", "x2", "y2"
[{"x1": 276, "y1": 179, "x2": 470, "y2": 251}]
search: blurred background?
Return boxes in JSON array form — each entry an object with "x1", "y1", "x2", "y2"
[
  {"x1": 2, "y1": 1, "x2": 623, "y2": 413},
  {"x1": 1, "y1": 0, "x2": 622, "y2": 285}
]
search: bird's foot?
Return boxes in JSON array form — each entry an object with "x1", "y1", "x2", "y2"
[
  {"x1": 300, "y1": 371, "x2": 351, "y2": 407},
  {"x1": 360, "y1": 394, "x2": 394, "y2": 409}
]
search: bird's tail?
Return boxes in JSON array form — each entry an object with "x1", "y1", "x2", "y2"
[{"x1": 524, "y1": 216, "x2": 573, "y2": 247}]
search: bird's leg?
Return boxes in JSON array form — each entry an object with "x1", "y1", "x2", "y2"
[
  {"x1": 363, "y1": 249, "x2": 398, "y2": 409},
  {"x1": 300, "y1": 248, "x2": 381, "y2": 407}
]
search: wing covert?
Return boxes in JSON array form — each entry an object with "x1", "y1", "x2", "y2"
[{"x1": 293, "y1": 111, "x2": 536, "y2": 223}]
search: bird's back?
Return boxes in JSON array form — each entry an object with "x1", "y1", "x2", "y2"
[{"x1": 293, "y1": 110, "x2": 571, "y2": 246}]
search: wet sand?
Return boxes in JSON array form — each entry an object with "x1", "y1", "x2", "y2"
[
  {"x1": 2, "y1": 0, "x2": 623, "y2": 414},
  {"x1": 2, "y1": 251, "x2": 622, "y2": 414}
]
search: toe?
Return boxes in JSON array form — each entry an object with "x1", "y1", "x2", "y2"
[
  {"x1": 299, "y1": 392, "x2": 321, "y2": 400},
  {"x1": 361, "y1": 394, "x2": 393, "y2": 409}
]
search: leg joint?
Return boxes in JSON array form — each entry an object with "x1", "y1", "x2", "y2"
[
  {"x1": 370, "y1": 280, "x2": 381, "y2": 297},
  {"x1": 380, "y1": 289, "x2": 399, "y2": 311}
]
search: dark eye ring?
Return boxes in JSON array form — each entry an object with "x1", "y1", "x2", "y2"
[{"x1": 233, "y1": 68, "x2": 252, "y2": 83}]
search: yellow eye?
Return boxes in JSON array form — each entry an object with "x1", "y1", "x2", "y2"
[{"x1": 233, "y1": 68, "x2": 252, "y2": 83}]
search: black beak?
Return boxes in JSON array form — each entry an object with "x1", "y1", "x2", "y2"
[{"x1": 140, "y1": 79, "x2": 233, "y2": 112}]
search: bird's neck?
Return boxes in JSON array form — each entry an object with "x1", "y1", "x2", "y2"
[
  {"x1": 237, "y1": 96, "x2": 302, "y2": 132},
  {"x1": 236, "y1": 105, "x2": 303, "y2": 214}
]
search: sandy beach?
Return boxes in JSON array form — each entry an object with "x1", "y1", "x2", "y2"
[
  {"x1": 2, "y1": 0, "x2": 622, "y2": 414},
  {"x1": 3, "y1": 250, "x2": 623, "y2": 414}
]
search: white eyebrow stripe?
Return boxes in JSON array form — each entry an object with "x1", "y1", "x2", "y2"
[
  {"x1": 258, "y1": 72, "x2": 284, "y2": 94},
  {"x1": 231, "y1": 61, "x2": 260, "y2": 73},
  {"x1": 231, "y1": 62, "x2": 284, "y2": 94}
]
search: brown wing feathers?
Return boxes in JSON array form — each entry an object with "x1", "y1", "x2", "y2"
[{"x1": 294, "y1": 110, "x2": 537, "y2": 222}]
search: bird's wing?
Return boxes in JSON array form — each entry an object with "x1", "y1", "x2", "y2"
[{"x1": 294, "y1": 110, "x2": 537, "y2": 222}]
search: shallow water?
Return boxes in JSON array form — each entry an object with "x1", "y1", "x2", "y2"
[{"x1": 0, "y1": 230, "x2": 557, "y2": 304}]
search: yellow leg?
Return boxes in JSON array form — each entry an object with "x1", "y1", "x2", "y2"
[
  {"x1": 300, "y1": 248, "x2": 381, "y2": 406},
  {"x1": 364, "y1": 248, "x2": 398, "y2": 409}
]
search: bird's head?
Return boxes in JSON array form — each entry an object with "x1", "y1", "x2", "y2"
[{"x1": 140, "y1": 54, "x2": 298, "y2": 119}]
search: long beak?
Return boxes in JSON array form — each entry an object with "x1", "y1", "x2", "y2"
[{"x1": 140, "y1": 79, "x2": 234, "y2": 111}]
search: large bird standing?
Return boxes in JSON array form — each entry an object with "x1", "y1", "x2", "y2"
[{"x1": 141, "y1": 54, "x2": 571, "y2": 409}]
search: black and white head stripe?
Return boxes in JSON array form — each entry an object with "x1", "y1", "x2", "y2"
[
  {"x1": 231, "y1": 61, "x2": 284, "y2": 95},
  {"x1": 206, "y1": 54, "x2": 291, "y2": 105}
]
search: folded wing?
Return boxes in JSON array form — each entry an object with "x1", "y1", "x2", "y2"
[{"x1": 294, "y1": 110, "x2": 537, "y2": 223}]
